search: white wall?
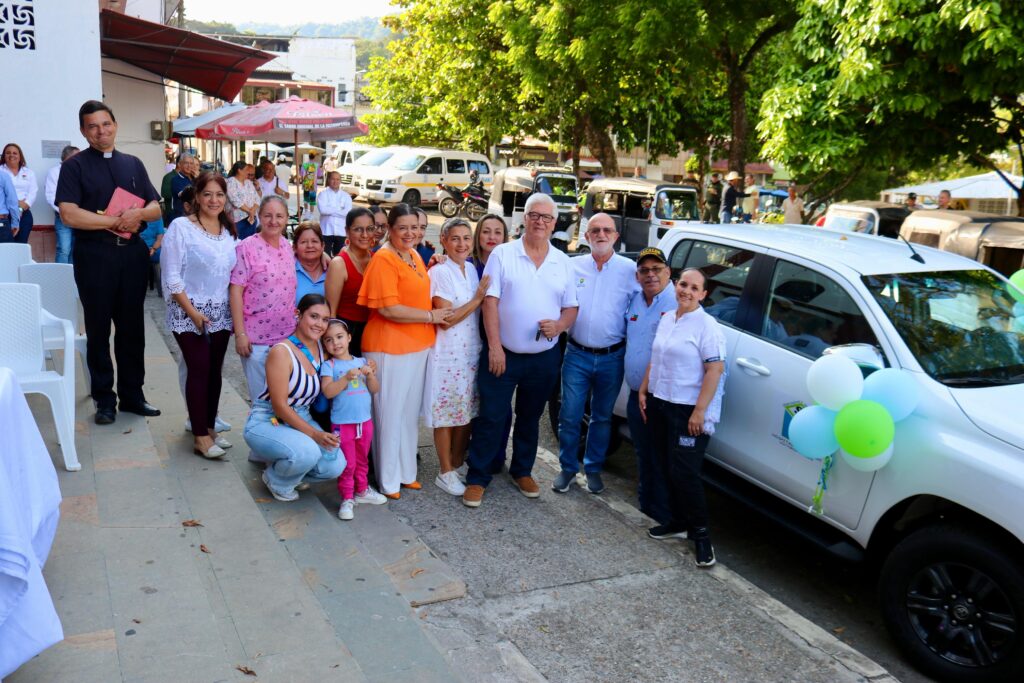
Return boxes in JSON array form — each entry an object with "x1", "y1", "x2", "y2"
[
  {"x1": 280, "y1": 37, "x2": 357, "y2": 106},
  {"x1": 102, "y1": 58, "x2": 169, "y2": 185},
  {"x1": 0, "y1": 0, "x2": 102, "y2": 226}
]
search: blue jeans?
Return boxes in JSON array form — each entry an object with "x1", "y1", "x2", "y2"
[
  {"x1": 719, "y1": 209, "x2": 733, "y2": 224},
  {"x1": 54, "y1": 214, "x2": 74, "y2": 264},
  {"x1": 236, "y1": 218, "x2": 258, "y2": 240},
  {"x1": 627, "y1": 390, "x2": 670, "y2": 525},
  {"x1": 467, "y1": 345, "x2": 561, "y2": 488},
  {"x1": 557, "y1": 344, "x2": 625, "y2": 475},
  {"x1": 240, "y1": 344, "x2": 271, "y2": 403},
  {"x1": 244, "y1": 399, "x2": 345, "y2": 492}
]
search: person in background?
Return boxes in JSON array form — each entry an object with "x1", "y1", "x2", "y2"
[
  {"x1": 741, "y1": 173, "x2": 759, "y2": 223},
  {"x1": 244, "y1": 294, "x2": 345, "y2": 502},
  {"x1": 230, "y1": 195, "x2": 298, "y2": 404},
  {"x1": 257, "y1": 160, "x2": 289, "y2": 201},
  {"x1": 552, "y1": 213, "x2": 636, "y2": 496},
  {"x1": 357, "y1": 203, "x2": 453, "y2": 498},
  {"x1": 2, "y1": 143, "x2": 37, "y2": 245},
  {"x1": 720, "y1": 172, "x2": 745, "y2": 223},
  {"x1": 45, "y1": 145, "x2": 79, "y2": 263},
  {"x1": 639, "y1": 268, "x2": 726, "y2": 568},
  {"x1": 471, "y1": 213, "x2": 508, "y2": 279},
  {"x1": 423, "y1": 218, "x2": 491, "y2": 496},
  {"x1": 294, "y1": 221, "x2": 327, "y2": 304},
  {"x1": 0, "y1": 162, "x2": 19, "y2": 243},
  {"x1": 782, "y1": 184, "x2": 805, "y2": 224},
  {"x1": 462, "y1": 193, "x2": 578, "y2": 508},
  {"x1": 319, "y1": 319, "x2": 387, "y2": 521},
  {"x1": 937, "y1": 189, "x2": 952, "y2": 210},
  {"x1": 369, "y1": 205, "x2": 387, "y2": 248},
  {"x1": 703, "y1": 173, "x2": 721, "y2": 223},
  {"x1": 167, "y1": 154, "x2": 196, "y2": 223},
  {"x1": 905, "y1": 192, "x2": 920, "y2": 210},
  {"x1": 160, "y1": 172, "x2": 238, "y2": 459},
  {"x1": 55, "y1": 100, "x2": 163, "y2": 424},
  {"x1": 275, "y1": 156, "x2": 293, "y2": 196},
  {"x1": 140, "y1": 217, "x2": 165, "y2": 294},
  {"x1": 413, "y1": 207, "x2": 435, "y2": 263},
  {"x1": 226, "y1": 161, "x2": 260, "y2": 240},
  {"x1": 317, "y1": 171, "x2": 351, "y2": 257},
  {"x1": 325, "y1": 207, "x2": 376, "y2": 355},
  {"x1": 623, "y1": 247, "x2": 676, "y2": 524},
  {"x1": 300, "y1": 153, "x2": 319, "y2": 219}
]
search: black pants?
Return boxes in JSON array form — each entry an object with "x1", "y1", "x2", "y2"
[
  {"x1": 647, "y1": 396, "x2": 711, "y2": 531},
  {"x1": 174, "y1": 330, "x2": 230, "y2": 438},
  {"x1": 14, "y1": 208, "x2": 33, "y2": 244},
  {"x1": 73, "y1": 236, "x2": 150, "y2": 410},
  {"x1": 323, "y1": 235, "x2": 345, "y2": 257}
]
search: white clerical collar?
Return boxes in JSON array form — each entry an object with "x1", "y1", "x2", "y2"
[{"x1": 103, "y1": 152, "x2": 113, "y2": 159}]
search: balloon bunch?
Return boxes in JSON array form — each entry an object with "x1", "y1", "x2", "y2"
[{"x1": 789, "y1": 355, "x2": 920, "y2": 473}]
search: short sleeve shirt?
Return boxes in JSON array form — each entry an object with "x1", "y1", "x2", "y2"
[
  {"x1": 569, "y1": 253, "x2": 638, "y2": 348},
  {"x1": 649, "y1": 306, "x2": 726, "y2": 405},
  {"x1": 357, "y1": 248, "x2": 435, "y2": 354},
  {"x1": 229, "y1": 235, "x2": 297, "y2": 345},
  {"x1": 321, "y1": 357, "x2": 371, "y2": 425},
  {"x1": 483, "y1": 240, "x2": 578, "y2": 354},
  {"x1": 55, "y1": 147, "x2": 160, "y2": 224}
]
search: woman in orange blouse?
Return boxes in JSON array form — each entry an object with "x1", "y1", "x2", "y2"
[{"x1": 358, "y1": 203, "x2": 453, "y2": 497}]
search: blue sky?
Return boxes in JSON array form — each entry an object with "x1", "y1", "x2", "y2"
[{"x1": 185, "y1": 0, "x2": 397, "y2": 24}]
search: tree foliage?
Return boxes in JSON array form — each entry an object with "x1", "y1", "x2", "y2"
[{"x1": 760, "y1": 0, "x2": 1024, "y2": 211}]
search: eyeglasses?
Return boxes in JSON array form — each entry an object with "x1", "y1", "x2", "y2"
[
  {"x1": 526, "y1": 212, "x2": 555, "y2": 224},
  {"x1": 587, "y1": 227, "x2": 616, "y2": 235},
  {"x1": 637, "y1": 266, "x2": 667, "y2": 276}
]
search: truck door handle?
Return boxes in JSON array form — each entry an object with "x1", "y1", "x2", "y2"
[{"x1": 736, "y1": 357, "x2": 771, "y2": 376}]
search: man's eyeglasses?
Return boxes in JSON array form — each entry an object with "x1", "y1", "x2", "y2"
[
  {"x1": 526, "y1": 212, "x2": 555, "y2": 224},
  {"x1": 637, "y1": 266, "x2": 667, "y2": 276},
  {"x1": 587, "y1": 227, "x2": 616, "y2": 235}
]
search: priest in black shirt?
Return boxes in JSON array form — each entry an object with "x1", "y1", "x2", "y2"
[{"x1": 55, "y1": 100, "x2": 163, "y2": 425}]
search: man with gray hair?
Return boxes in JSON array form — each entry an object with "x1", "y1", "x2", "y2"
[
  {"x1": 167, "y1": 153, "x2": 196, "y2": 221},
  {"x1": 45, "y1": 144, "x2": 80, "y2": 263},
  {"x1": 463, "y1": 193, "x2": 579, "y2": 508}
]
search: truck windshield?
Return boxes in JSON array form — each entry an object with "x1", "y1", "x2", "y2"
[
  {"x1": 356, "y1": 150, "x2": 395, "y2": 167},
  {"x1": 654, "y1": 190, "x2": 699, "y2": 220},
  {"x1": 389, "y1": 154, "x2": 426, "y2": 171},
  {"x1": 825, "y1": 208, "x2": 875, "y2": 234},
  {"x1": 862, "y1": 270, "x2": 1024, "y2": 386},
  {"x1": 535, "y1": 175, "x2": 577, "y2": 202}
]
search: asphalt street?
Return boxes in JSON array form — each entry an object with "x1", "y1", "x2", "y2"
[{"x1": 144, "y1": 205, "x2": 934, "y2": 682}]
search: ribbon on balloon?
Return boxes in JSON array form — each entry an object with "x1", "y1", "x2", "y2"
[{"x1": 788, "y1": 354, "x2": 920, "y2": 515}]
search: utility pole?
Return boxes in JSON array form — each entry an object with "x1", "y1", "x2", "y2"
[{"x1": 176, "y1": 1, "x2": 187, "y2": 121}]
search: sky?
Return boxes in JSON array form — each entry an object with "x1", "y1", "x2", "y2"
[{"x1": 184, "y1": 0, "x2": 398, "y2": 25}]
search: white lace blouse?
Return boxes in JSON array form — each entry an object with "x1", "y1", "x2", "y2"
[{"x1": 160, "y1": 217, "x2": 238, "y2": 334}]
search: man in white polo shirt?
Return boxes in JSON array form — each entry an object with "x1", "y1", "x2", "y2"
[
  {"x1": 552, "y1": 212, "x2": 637, "y2": 495},
  {"x1": 463, "y1": 193, "x2": 579, "y2": 508},
  {"x1": 316, "y1": 171, "x2": 351, "y2": 256}
]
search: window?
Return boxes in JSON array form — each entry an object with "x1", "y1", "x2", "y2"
[
  {"x1": 468, "y1": 160, "x2": 490, "y2": 175},
  {"x1": 654, "y1": 190, "x2": 699, "y2": 221},
  {"x1": 595, "y1": 191, "x2": 621, "y2": 213},
  {"x1": 763, "y1": 261, "x2": 879, "y2": 358},
  {"x1": 418, "y1": 157, "x2": 443, "y2": 175},
  {"x1": 669, "y1": 240, "x2": 757, "y2": 326},
  {"x1": 446, "y1": 158, "x2": 466, "y2": 174}
]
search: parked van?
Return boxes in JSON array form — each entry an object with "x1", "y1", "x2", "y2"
[
  {"x1": 338, "y1": 146, "x2": 403, "y2": 197},
  {"x1": 488, "y1": 165, "x2": 580, "y2": 247},
  {"x1": 327, "y1": 142, "x2": 373, "y2": 169},
  {"x1": 900, "y1": 209, "x2": 1024, "y2": 276},
  {"x1": 357, "y1": 147, "x2": 493, "y2": 207},
  {"x1": 821, "y1": 201, "x2": 909, "y2": 238},
  {"x1": 579, "y1": 177, "x2": 699, "y2": 252}
]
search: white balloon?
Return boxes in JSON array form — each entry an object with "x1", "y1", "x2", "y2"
[
  {"x1": 806, "y1": 354, "x2": 864, "y2": 410},
  {"x1": 840, "y1": 445, "x2": 893, "y2": 472}
]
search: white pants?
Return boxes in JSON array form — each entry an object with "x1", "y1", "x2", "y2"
[{"x1": 366, "y1": 349, "x2": 429, "y2": 495}]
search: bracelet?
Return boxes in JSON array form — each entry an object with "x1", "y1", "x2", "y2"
[{"x1": 427, "y1": 310, "x2": 433, "y2": 323}]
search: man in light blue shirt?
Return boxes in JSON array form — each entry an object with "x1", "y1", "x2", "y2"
[
  {"x1": 0, "y1": 169, "x2": 20, "y2": 243},
  {"x1": 624, "y1": 247, "x2": 676, "y2": 524},
  {"x1": 552, "y1": 213, "x2": 638, "y2": 495}
]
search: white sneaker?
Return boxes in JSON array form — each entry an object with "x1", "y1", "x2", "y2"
[
  {"x1": 354, "y1": 486, "x2": 387, "y2": 505},
  {"x1": 338, "y1": 499, "x2": 355, "y2": 520},
  {"x1": 435, "y1": 470, "x2": 466, "y2": 496},
  {"x1": 455, "y1": 463, "x2": 469, "y2": 483},
  {"x1": 261, "y1": 471, "x2": 299, "y2": 502},
  {"x1": 186, "y1": 416, "x2": 232, "y2": 433},
  {"x1": 214, "y1": 436, "x2": 233, "y2": 449}
]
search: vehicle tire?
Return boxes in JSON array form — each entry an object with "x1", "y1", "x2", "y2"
[
  {"x1": 401, "y1": 189, "x2": 421, "y2": 207},
  {"x1": 551, "y1": 238, "x2": 569, "y2": 253},
  {"x1": 574, "y1": 244, "x2": 591, "y2": 256},
  {"x1": 466, "y1": 202, "x2": 486, "y2": 222},
  {"x1": 879, "y1": 523, "x2": 1024, "y2": 683},
  {"x1": 438, "y1": 197, "x2": 459, "y2": 218}
]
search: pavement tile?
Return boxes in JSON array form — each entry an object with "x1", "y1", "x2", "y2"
[
  {"x1": 94, "y1": 466, "x2": 185, "y2": 528},
  {"x1": 7, "y1": 629, "x2": 121, "y2": 683},
  {"x1": 38, "y1": 550, "x2": 113, "y2": 639},
  {"x1": 232, "y1": 647, "x2": 367, "y2": 683}
]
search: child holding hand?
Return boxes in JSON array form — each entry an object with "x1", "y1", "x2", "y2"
[{"x1": 320, "y1": 319, "x2": 387, "y2": 519}]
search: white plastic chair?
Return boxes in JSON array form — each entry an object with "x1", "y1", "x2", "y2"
[
  {"x1": 0, "y1": 243, "x2": 33, "y2": 282},
  {"x1": 19, "y1": 262, "x2": 90, "y2": 398},
  {"x1": 0, "y1": 283, "x2": 80, "y2": 471}
]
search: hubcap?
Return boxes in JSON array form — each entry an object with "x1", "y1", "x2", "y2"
[{"x1": 904, "y1": 562, "x2": 1017, "y2": 668}]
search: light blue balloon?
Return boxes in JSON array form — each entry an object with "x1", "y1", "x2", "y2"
[
  {"x1": 1014, "y1": 302, "x2": 1024, "y2": 318},
  {"x1": 862, "y1": 369, "x2": 920, "y2": 422},
  {"x1": 788, "y1": 405, "x2": 839, "y2": 460}
]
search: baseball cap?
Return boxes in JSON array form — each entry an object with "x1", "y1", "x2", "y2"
[
  {"x1": 637, "y1": 247, "x2": 667, "y2": 265},
  {"x1": 907, "y1": 192, "x2": 917, "y2": 199}
]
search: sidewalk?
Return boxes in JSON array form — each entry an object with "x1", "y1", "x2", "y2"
[{"x1": 9, "y1": 306, "x2": 899, "y2": 682}]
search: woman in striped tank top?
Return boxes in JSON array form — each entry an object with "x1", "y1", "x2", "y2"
[{"x1": 243, "y1": 293, "x2": 346, "y2": 502}]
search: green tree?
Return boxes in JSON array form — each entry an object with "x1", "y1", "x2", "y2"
[{"x1": 760, "y1": 0, "x2": 1024, "y2": 213}]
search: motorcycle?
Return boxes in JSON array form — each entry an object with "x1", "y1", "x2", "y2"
[
  {"x1": 436, "y1": 182, "x2": 463, "y2": 218},
  {"x1": 459, "y1": 182, "x2": 490, "y2": 222}
]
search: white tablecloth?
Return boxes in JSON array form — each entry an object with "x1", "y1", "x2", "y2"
[{"x1": 0, "y1": 367, "x2": 63, "y2": 679}]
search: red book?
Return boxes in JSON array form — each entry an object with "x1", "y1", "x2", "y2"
[{"x1": 104, "y1": 187, "x2": 145, "y2": 239}]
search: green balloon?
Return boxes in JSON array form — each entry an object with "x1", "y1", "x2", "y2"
[
  {"x1": 834, "y1": 400, "x2": 895, "y2": 458},
  {"x1": 1009, "y1": 270, "x2": 1024, "y2": 304}
]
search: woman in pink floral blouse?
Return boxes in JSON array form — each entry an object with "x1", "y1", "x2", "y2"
[{"x1": 229, "y1": 195, "x2": 298, "y2": 402}]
